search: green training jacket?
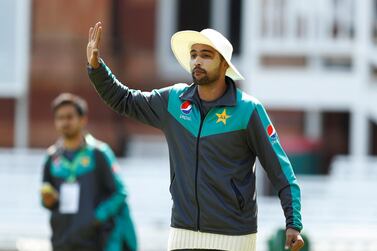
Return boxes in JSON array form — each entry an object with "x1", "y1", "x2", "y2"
[
  {"x1": 88, "y1": 61, "x2": 303, "y2": 235},
  {"x1": 42, "y1": 134, "x2": 137, "y2": 251}
]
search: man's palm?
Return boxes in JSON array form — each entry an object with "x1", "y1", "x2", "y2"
[{"x1": 87, "y1": 22, "x2": 102, "y2": 69}]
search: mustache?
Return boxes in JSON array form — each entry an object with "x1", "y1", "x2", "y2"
[{"x1": 192, "y1": 67, "x2": 206, "y2": 74}]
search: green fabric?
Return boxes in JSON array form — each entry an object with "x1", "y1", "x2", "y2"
[
  {"x1": 255, "y1": 104, "x2": 303, "y2": 231},
  {"x1": 105, "y1": 204, "x2": 138, "y2": 251},
  {"x1": 167, "y1": 84, "x2": 201, "y2": 137},
  {"x1": 50, "y1": 147, "x2": 95, "y2": 182},
  {"x1": 288, "y1": 152, "x2": 321, "y2": 174},
  {"x1": 45, "y1": 134, "x2": 137, "y2": 250},
  {"x1": 201, "y1": 90, "x2": 254, "y2": 137},
  {"x1": 168, "y1": 86, "x2": 255, "y2": 138},
  {"x1": 268, "y1": 228, "x2": 310, "y2": 251},
  {"x1": 85, "y1": 135, "x2": 137, "y2": 251},
  {"x1": 88, "y1": 136, "x2": 127, "y2": 223}
]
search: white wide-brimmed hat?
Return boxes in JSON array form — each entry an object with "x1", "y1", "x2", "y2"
[{"x1": 171, "y1": 28, "x2": 244, "y2": 80}]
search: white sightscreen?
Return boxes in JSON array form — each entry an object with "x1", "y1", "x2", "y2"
[{"x1": 0, "y1": 0, "x2": 30, "y2": 97}]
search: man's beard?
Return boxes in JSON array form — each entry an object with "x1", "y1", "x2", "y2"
[
  {"x1": 61, "y1": 128, "x2": 81, "y2": 140},
  {"x1": 192, "y1": 67, "x2": 220, "y2": 86}
]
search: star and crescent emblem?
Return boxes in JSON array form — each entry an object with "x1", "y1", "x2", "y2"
[
  {"x1": 81, "y1": 157, "x2": 90, "y2": 167},
  {"x1": 216, "y1": 109, "x2": 231, "y2": 125}
]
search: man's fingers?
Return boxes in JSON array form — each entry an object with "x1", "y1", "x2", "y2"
[
  {"x1": 291, "y1": 238, "x2": 304, "y2": 251},
  {"x1": 285, "y1": 234, "x2": 293, "y2": 250},
  {"x1": 90, "y1": 22, "x2": 100, "y2": 41},
  {"x1": 87, "y1": 22, "x2": 102, "y2": 68},
  {"x1": 93, "y1": 22, "x2": 101, "y2": 42},
  {"x1": 92, "y1": 23, "x2": 97, "y2": 41},
  {"x1": 94, "y1": 26, "x2": 102, "y2": 48},
  {"x1": 88, "y1": 22, "x2": 102, "y2": 44},
  {"x1": 89, "y1": 27, "x2": 94, "y2": 42}
]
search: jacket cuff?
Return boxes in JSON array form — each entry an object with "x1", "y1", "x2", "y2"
[
  {"x1": 286, "y1": 225, "x2": 303, "y2": 232},
  {"x1": 87, "y1": 59, "x2": 105, "y2": 75}
]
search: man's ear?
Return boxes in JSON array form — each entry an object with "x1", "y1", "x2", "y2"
[
  {"x1": 219, "y1": 54, "x2": 229, "y2": 72},
  {"x1": 223, "y1": 59, "x2": 229, "y2": 71},
  {"x1": 80, "y1": 116, "x2": 88, "y2": 127}
]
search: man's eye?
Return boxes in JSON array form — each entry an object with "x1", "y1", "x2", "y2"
[
  {"x1": 202, "y1": 54, "x2": 211, "y2": 58},
  {"x1": 190, "y1": 54, "x2": 197, "y2": 59}
]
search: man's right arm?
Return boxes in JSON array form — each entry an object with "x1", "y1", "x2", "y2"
[
  {"x1": 87, "y1": 22, "x2": 169, "y2": 129},
  {"x1": 87, "y1": 61, "x2": 170, "y2": 129}
]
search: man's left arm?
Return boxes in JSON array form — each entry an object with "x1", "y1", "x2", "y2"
[
  {"x1": 94, "y1": 145, "x2": 127, "y2": 223},
  {"x1": 247, "y1": 102, "x2": 304, "y2": 250}
]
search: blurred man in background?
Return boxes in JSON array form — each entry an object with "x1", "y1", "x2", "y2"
[
  {"x1": 41, "y1": 93, "x2": 137, "y2": 251},
  {"x1": 87, "y1": 22, "x2": 304, "y2": 251}
]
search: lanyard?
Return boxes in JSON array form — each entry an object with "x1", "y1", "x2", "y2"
[{"x1": 59, "y1": 150, "x2": 88, "y2": 183}]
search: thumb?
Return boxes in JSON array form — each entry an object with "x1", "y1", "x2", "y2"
[
  {"x1": 90, "y1": 49, "x2": 100, "y2": 68},
  {"x1": 92, "y1": 49, "x2": 99, "y2": 58}
]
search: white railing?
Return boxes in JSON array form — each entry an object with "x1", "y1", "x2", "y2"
[
  {"x1": 260, "y1": 0, "x2": 355, "y2": 42},
  {"x1": 243, "y1": 0, "x2": 376, "y2": 158}
]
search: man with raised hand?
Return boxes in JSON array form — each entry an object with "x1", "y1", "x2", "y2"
[{"x1": 87, "y1": 22, "x2": 304, "y2": 251}]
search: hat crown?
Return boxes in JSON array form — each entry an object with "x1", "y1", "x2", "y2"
[
  {"x1": 170, "y1": 28, "x2": 244, "y2": 80},
  {"x1": 200, "y1": 29, "x2": 233, "y2": 61}
]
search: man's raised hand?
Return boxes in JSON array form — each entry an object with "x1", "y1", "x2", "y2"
[{"x1": 87, "y1": 22, "x2": 102, "y2": 69}]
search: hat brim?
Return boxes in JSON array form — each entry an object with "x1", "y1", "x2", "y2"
[{"x1": 171, "y1": 31, "x2": 244, "y2": 81}]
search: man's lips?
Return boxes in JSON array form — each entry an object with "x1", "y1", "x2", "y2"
[{"x1": 193, "y1": 68, "x2": 206, "y2": 75}]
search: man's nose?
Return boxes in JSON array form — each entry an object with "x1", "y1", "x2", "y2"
[{"x1": 193, "y1": 56, "x2": 203, "y2": 66}]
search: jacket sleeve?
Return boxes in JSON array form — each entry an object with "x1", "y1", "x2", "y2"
[
  {"x1": 247, "y1": 102, "x2": 303, "y2": 232},
  {"x1": 87, "y1": 59, "x2": 170, "y2": 129},
  {"x1": 42, "y1": 156, "x2": 52, "y2": 184},
  {"x1": 94, "y1": 145, "x2": 127, "y2": 223}
]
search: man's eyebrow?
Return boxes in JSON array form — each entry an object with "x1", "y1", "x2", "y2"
[{"x1": 190, "y1": 49, "x2": 215, "y2": 54}]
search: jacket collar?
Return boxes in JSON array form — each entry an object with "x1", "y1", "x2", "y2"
[
  {"x1": 54, "y1": 133, "x2": 90, "y2": 154},
  {"x1": 179, "y1": 76, "x2": 237, "y2": 107}
]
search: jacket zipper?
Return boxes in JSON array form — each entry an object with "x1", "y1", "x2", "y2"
[{"x1": 195, "y1": 114, "x2": 206, "y2": 230}]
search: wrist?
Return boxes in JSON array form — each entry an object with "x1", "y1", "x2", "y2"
[
  {"x1": 286, "y1": 226, "x2": 301, "y2": 233},
  {"x1": 90, "y1": 61, "x2": 100, "y2": 69},
  {"x1": 88, "y1": 62, "x2": 100, "y2": 69},
  {"x1": 87, "y1": 58, "x2": 103, "y2": 71}
]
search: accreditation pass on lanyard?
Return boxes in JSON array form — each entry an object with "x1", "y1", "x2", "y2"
[{"x1": 59, "y1": 182, "x2": 80, "y2": 214}]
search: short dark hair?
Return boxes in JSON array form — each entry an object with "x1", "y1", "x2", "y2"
[{"x1": 51, "y1": 93, "x2": 88, "y2": 116}]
